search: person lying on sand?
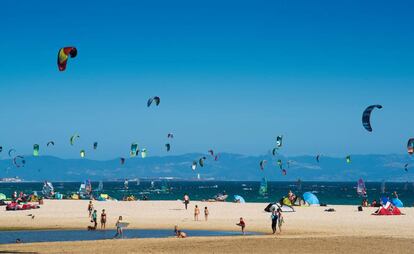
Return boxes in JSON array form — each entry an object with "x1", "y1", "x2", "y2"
[{"x1": 174, "y1": 225, "x2": 187, "y2": 238}]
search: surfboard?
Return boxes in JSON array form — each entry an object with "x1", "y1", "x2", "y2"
[{"x1": 118, "y1": 222, "x2": 130, "y2": 228}]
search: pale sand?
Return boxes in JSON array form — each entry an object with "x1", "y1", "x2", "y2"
[{"x1": 0, "y1": 200, "x2": 414, "y2": 253}]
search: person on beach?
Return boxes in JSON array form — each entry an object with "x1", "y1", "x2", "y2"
[
  {"x1": 114, "y1": 216, "x2": 124, "y2": 239},
  {"x1": 236, "y1": 217, "x2": 246, "y2": 235},
  {"x1": 100, "y1": 209, "x2": 107, "y2": 229},
  {"x1": 204, "y1": 207, "x2": 209, "y2": 221},
  {"x1": 184, "y1": 193, "x2": 190, "y2": 210},
  {"x1": 194, "y1": 205, "x2": 200, "y2": 221},
  {"x1": 92, "y1": 210, "x2": 98, "y2": 229},
  {"x1": 88, "y1": 201, "x2": 94, "y2": 217},
  {"x1": 277, "y1": 209, "x2": 284, "y2": 233},
  {"x1": 362, "y1": 199, "x2": 369, "y2": 207},
  {"x1": 271, "y1": 210, "x2": 278, "y2": 234},
  {"x1": 371, "y1": 199, "x2": 377, "y2": 207},
  {"x1": 174, "y1": 225, "x2": 187, "y2": 238}
]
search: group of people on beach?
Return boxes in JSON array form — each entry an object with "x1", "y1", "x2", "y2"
[
  {"x1": 87, "y1": 201, "x2": 125, "y2": 238},
  {"x1": 182, "y1": 193, "x2": 284, "y2": 236},
  {"x1": 87, "y1": 201, "x2": 107, "y2": 230}
]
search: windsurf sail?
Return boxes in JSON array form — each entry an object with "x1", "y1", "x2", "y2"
[
  {"x1": 42, "y1": 181, "x2": 54, "y2": 198},
  {"x1": 296, "y1": 179, "x2": 302, "y2": 192},
  {"x1": 124, "y1": 179, "x2": 129, "y2": 190},
  {"x1": 259, "y1": 177, "x2": 268, "y2": 196},
  {"x1": 357, "y1": 178, "x2": 367, "y2": 197},
  {"x1": 97, "y1": 181, "x2": 103, "y2": 192},
  {"x1": 381, "y1": 180, "x2": 386, "y2": 194}
]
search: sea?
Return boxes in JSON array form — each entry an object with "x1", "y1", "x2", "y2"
[{"x1": 1, "y1": 181, "x2": 413, "y2": 206}]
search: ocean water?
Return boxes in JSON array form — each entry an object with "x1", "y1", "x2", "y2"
[
  {"x1": 0, "y1": 181, "x2": 413, "y2": 206},
  {"x1": 0, "y1": 229, "x2": 259, "y2": 244}
]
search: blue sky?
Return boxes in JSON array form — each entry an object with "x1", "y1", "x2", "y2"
[{"x1": 0, "y1": 0, "x2": 413, "y2": 159}]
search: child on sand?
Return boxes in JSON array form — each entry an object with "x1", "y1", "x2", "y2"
[
  {"x1": 88, "y1": 201, "x2": 93, "y2": 217},
  {"x1": 194, "y1": 205, "x2": 200, "y2": 221},
  {"x1": 236, "y1": 217, "x2": 245, "y2": 235},
  {"x1": 174, "y1": 225, "x2": 187, "y2": 238},
  {"x1": 100, "y1": 209, "x2": 107, "y2": 229},
  {"x1": 204, "y1": 207, "x2": 209, "y2": 221}
]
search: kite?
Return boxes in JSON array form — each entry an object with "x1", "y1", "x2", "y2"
[
  {"x1": 147, "y1": 96, "x2": 160, "y2": 107},
  {"x1": 408, "y1": 138, "x2": 414, "y2": 155},
  {"x1": 141, "y1": 148, "x2": 147, "y2": 158},
  {"x1": 276, "y1": 136, "x2": 283, "y2": 148},
  {"x1": 199, "y1": 157, "x2": 206, "y2": 167},
  {"x1": 259, "y1": 160, "x2": 267, "y2": 170},
  {"x1": 130, "y1": 143, "x2": 139, "y2": 157},
  {"x1": 362, "y1": 105, "x2": 382, "y2": 132},
  {"x1": 8, "y1": 149, "x2": 16, "y2": 157},
  {"x1": 346, "y1": 155, "x2": 351, "y2": 164},
  {"x1": 192, "y1": 161, "x2": 197, "y2": 171},
  {"x1": 33, "y1": 144, "x2": 39, "y2": 157},
  {"x1": 57, "y1": 47, "x2": 77, "y2": 71},
  {"x1": 70, "y1": 134, "x2": 80, "y2": 146},
  {"x1": 13, "y1": 156, "x2": 25, "y2": 168}
]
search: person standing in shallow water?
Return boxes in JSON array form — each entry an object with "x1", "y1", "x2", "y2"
[
  {"x1": 194, "y1": 205, "x2": 200, "y2": 221},
  {"x1": 114, "y1": 216, "x2": 124, "y2": 239},
  {"x1": 183, "y1": 193, "x2": 190, "y2": 210},
  {"x1": 236, "y1": 217, "x2": 246, "y2": 235}
]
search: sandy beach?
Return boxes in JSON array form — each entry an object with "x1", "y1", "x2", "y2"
[{"x1": 1, "y1": 200, "x2": 414, "y2": 253}]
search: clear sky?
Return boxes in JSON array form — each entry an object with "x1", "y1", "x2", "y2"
[{"x1": 0, "y1": 0, "x2": 413, "y2": 159}]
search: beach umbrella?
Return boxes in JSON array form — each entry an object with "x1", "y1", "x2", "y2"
[
  {"x1": 303, "y1": 192, "x2": 319, "y2": 205},
  {"x1": 0, "y1": 193, "x2": 6, "y2": 200},
  {"x1": 234, "y1": 195, "x2": 245, "y2": 203}
]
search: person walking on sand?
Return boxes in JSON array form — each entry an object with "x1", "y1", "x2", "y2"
[
  {"x1": 184, "y1": 193, "x2": 190, "y2": 210},
  {"x1": 114, "y1": 216, "x2": 124, "y2": 239},
  {"x1": 271, "y1": 209, "x2": 278, "y2": 234},
  {"x1": 100, "y1": 209, "x2": 107, "y2": 229},
  {"x1": 91, "y1": 210, "x2": 98, "y2": 229},
  {"x1": 194, "y1": 205, "x2": 200, "y2": 221},
  {"x1": 88, "y1": 201, "x2": 94, "y2": 217},
  {"x1": 277, "y1": 209, "x2": 284, "y2": 233},
  {"x1": 204, "y1": 207, "x2": 209, "y2": 221},
  {"x1": 236, "y1": 217, "x2": 246, "y2": 235}
]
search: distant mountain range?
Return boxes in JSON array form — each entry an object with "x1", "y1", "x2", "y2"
[{"x1": 0, "y1": 153, "x2": 413, "y2": 182}]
